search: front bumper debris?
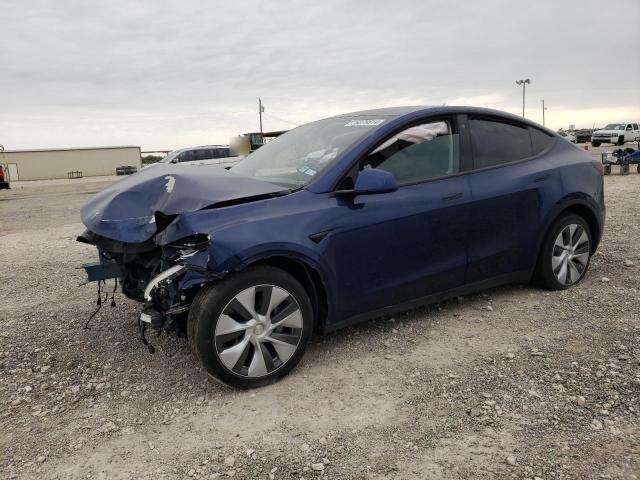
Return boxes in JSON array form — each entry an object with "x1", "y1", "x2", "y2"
[
  {"x1": 80, "y1": 258, "x2": 122, "y2": 285},
  {"x1": 143, "y1": 264, "x2": 186, "y2": 301}
]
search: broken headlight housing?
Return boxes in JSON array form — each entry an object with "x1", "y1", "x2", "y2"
[{"x1": 166, "y1": 233, "x2": 210, "y2": 260}]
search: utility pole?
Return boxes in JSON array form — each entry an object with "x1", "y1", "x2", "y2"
[
  {"x1": 515, "y1": 79, "x2": 531, "y2": 118},
  {"x1": 541, "y1": 99, "x2": 547, "y2": 127},
  {"x1": 258, "y1": 98, "x2": 264, "y2": 137}
]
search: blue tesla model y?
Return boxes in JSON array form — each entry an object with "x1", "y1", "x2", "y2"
[{"x1": 78, "y1": 106, "x2": 605, "y2": 388}]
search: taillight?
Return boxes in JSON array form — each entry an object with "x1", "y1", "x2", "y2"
[
  {"x1": 592, "y1": 161, "x2": 604, "y2": 174},
  {"x1": 0, "y1": 168, "x2": 4, "y2": 181}
]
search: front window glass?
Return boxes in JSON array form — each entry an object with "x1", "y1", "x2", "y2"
[
  {"x1": 603, "y1": 124, "x2": 624, "y2": 130},
  {"x1": 177, "y1": 150, "x2": 195, "y2": 163},
  {"x1": 361, "y1": 121, "x2": 460, "y2": 184},
  {"x1": 230, "y1": 116, "x2": 392, "y2": 187}
]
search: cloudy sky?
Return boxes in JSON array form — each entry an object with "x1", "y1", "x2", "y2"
[{"x1": 1, "y1": 0, "x2": 639, "y2": 150}]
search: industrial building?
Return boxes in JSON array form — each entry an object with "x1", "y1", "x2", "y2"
[{"x1": 0, "y1": 145, "x2": 141, "y2": 181}]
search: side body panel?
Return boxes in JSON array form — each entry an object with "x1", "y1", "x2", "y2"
[
  {"x1": 466, "y1": 151, "x2": 563, "y2": 281},
  {"x1": 542, "y1": 141, "x2": 605, "y2": 248},
  {"x1": 323, "y1": 175, "x2": 472, "y2": 322}
]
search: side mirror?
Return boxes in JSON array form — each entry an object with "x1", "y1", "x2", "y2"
[{"x1": 335, "y1": 168, "x2": 398, "y2": 196}]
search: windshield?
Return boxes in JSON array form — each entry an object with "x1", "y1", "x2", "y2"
[
  {"x1": 603, "y1": 124, "x2": 624, "y2": 130},
  {"x1": 230, "y1": 115, "x2": 393, "y2": 187}
]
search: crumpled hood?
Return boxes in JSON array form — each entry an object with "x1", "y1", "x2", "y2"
[{"x1": 80, "y1": 164, "x2": 286, "y2": 243}]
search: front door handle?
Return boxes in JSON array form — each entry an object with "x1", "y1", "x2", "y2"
[{"x1": 442, "y1": 192, "x2": 463, "y2": 201}]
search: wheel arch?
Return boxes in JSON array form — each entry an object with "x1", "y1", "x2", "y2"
[
  {"x1": 235, "y1": 253, "x2": 330, "y2": 333},
  {"x1": 560, "y1": 203, "x2": 601, "y2": 253},
  {"x1": 536, "y1": 199, "x2": 602, "y2": 267}
]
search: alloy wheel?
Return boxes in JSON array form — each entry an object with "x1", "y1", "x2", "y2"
[
  {"x1": 214, "y1": 285, "x2": 304, "y2": 378},
  {"x1": 552, "y1": 224, "x2": 590, "y2": 286}
]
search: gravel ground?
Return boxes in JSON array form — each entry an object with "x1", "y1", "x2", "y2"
[{"x1": 0, "y1": 171, "x2": 638, "y2": 480}]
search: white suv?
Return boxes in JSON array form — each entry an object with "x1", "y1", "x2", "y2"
[
  {"x1": 591, "y1": 123, "x2": 640, "y2": 147},
  {"x1": 160, "y1": 145, "x2": 240, "y2": 168}
]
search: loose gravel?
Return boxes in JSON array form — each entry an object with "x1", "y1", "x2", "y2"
[{"x1": 0, "y1": 173, "x2": 638, "y2": 479}]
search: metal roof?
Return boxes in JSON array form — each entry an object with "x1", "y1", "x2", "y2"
[{"x1": 1, "y1": 145, "x2": 140, "y2": 154}]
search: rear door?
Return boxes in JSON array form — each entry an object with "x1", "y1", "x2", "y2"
[{"x1": 466, "y1": 116, "x2": 560, "y2": 283}]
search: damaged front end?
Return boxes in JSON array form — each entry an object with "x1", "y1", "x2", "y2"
[
  {"x1": 76, "y1": 164, "x2": 287, "y2": 347},
  {"x1": 78, "y1": 230, "x2": 218, "y2": 338}
]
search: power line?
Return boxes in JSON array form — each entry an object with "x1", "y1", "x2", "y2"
[{"x1": 262, "y1": 112, "x2": 301, "y2": 127}]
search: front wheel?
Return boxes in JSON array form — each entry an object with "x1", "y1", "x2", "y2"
[
  {"x1": 188, "y1": 265, "x2": 314, "y2": 388},
  {"x1": 533, "y1": 214, "x2": 592, "y2": 290},
  {"x1": 592, "y1": 141, "x2": 600, "y2": 147},
  {"x1": 617, "y1": 136, "x2": 625, "y2": 146}
]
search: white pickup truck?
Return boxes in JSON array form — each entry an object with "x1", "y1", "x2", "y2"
[{"x1": 591, "y1": 122, "x2": 640, "y2": 147}]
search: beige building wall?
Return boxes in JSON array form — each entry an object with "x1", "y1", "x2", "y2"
[{"x1": 0, "y1": 146, "x2": 141, "y2": 181}]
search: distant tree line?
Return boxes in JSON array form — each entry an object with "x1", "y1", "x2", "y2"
[{"x1": 142, "y1": 155, "x2": 163, "y2": 165}]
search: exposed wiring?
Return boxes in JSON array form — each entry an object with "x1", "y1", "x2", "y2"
[
  {"x1": 84, "y1": 278, "x2": 118, "y2": 329},
  {"x1": 84, "y1": 280, "x2": 106, "y2": 329}
]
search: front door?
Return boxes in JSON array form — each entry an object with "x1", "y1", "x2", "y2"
[{"x1": 324, "y1": 117, "x2": 471, "y2": 322}]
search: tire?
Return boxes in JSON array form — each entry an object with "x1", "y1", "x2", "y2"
[
  {"x1": 617, "y1": 136, "x2": 625, "y2": 146},
  {"x1": 637, "y1": 165, "x2": 640, "y2": 174},
  {"x1": 592, "y1": 141, "x2": 600, "y2": 147},
  {"x1": 604, "y1": 164, "x2": 611, "y2": 175},
  {"x1": 533, "y1": 214, "x2": 592, "y2": 291},
  {"x1": 188, "y1": 265, "x2": 314, "y2": 389},
  {"x1": 621, "y1": 164, "x2": 630, "y2": 175}
]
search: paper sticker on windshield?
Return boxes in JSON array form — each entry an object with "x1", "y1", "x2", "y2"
[
  {"x1": 297, "y1": 166, "x2": 317, "y2": 176},
  {"x1": 344, "y1": 119, "x2": 385, "y2": 127}
]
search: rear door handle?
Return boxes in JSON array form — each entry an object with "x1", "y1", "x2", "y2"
[
  {"x1": 534, "y1": 173, "x2": 551, "y2": 183},
  {"x1": 442, "y1": 192, "x2": 463, "y2": 201}
]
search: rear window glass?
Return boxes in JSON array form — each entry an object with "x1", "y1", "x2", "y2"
[
  {"x1": 470, "y1": 119, "x2": 533, "y2": 168},
  {"x1": 530, "y1": 128, "x2": 554, "y2": 155},
  {"x1": 215, "y1": 148, "x2": 231, "y2": 158},
  {"x1": 194, "y1": 149, "x2": 212, "y2": 161}
]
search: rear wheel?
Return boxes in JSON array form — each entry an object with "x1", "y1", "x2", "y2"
[
  {"x1": 534, "y1": 214, "x2": 592, "y2": 290},
  {"x1": 188, "y1": 265, "x2": 313, "y2": 388}
]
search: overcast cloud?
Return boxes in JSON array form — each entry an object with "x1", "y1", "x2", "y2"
[{"x1": 1, "y1": 0, "x2": 639, "y2": 150}]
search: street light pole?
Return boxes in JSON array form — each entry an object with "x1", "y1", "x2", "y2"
[
  {"x1": 515, "y1": 79, "x2": 531, "y2": 118},
  {"x1": 541, "y1": 99, "x2": 547, "y2": 126},
  {"x1": 258, "y1": 98, "x2": 264, "y2": 137}
]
